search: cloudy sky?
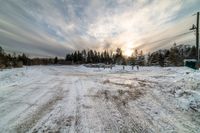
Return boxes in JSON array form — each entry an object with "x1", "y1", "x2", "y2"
[{"x1": 0, "y1": 0, "x2": 200, "y2": 57}]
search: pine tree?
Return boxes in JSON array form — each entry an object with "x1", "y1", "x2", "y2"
[
  {"x1": 87, "y1": 51, "x2": 91, "y2": 63},
  {"x1": 189, "y1": 46, "x2": 196, "y2": 59},
  {"x1": 147, "y1": 52, "x2": 151, "y2": 66},
  {"x1": 0, "y1": 46, "x2": 3, "y2": 55},
  {"x1": 97, "y1": 52, "x2": 101, "y2": 63},
  {"x1": 115, "y1": 48, "x2": 123, "y2": 64},
  {"x1": 94, "y1": 50, "x2": 98, "y2": 63},
  {"x1": 158, "y1": 51, "x2": 164, "y2": 67},
  {"x1": 90, "y1": 50, "x2": 95, "y2": 63},
  {"x1": 169, "y1": 43, "x2": 180, "y2": 66},
  {"x1": 73, "y1": 51, "x2": 78, "y2": 63},
  {"x1": 77, "y1": 51, "x2": 82, "y2": 63},
  {"x1": 54, "y1": 57, "x2": 58, "y2": 64},
  {"x1": 135, "y1": 49, "x2": 138, "y2": 58},
  {"x1": 82, "y1": 50, "x2": 87, "y2": 63}
]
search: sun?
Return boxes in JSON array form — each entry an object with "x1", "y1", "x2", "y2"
[{"x1": 124, "y1": 49, "x2": 133, "y2": 57}]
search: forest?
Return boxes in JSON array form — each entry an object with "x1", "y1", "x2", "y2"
[{"x1": 0, "y1": 43, "x2": 197, "y2": 69}]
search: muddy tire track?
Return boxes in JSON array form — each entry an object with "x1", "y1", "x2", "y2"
[{"x1": 92, "y1": 89, "x2": 144, "y2": 133}]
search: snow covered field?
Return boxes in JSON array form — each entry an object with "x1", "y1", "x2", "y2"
[{"x1": 0, "y1": 65, "x2": 200, "y2": 133}]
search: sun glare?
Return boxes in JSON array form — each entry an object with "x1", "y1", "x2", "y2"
[{"x1": 124, "y1": 49, "x2": 133, "y2": 57}]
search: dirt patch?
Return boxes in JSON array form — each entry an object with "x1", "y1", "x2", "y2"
[
  {"x1": 94, "y1": 89, "x2": 148, "y2": 132},
  {"x1": 65, "y1": 73, "x2": 95, "y2": 77},
  {"x1": 32, "y1": 115, "x2": 74, "y2": 133},
  {"x1": 127, "y1": 89, "x2": 144, "y2": 100},
  {"x1": 84, "y1": 94, "x2": 100, "y2": 98},
  {"x1": 102, "y1": 78, "x2": 154, "y2": 89},
  {"x1": 82, "y1": 104, "x2": 92, "y2": 109},
  {"x1": 103, "y1": 79, "x2": 133, "y2": 89},
  {"x1": 103, "y1": 79, "x2": 110, "y2": 84},
  {"x1": 138, "y1": 81, "x2": 146, "y2": 87},
  {"x1": 132, "y1": 78, "x2": 158, "y2": 84},
  {"x1": 97, "y1": 88, "x2": 145, "y2": 107},
  {"x1": 55, "y1": 116, "x2": 74, "y2": 127}
]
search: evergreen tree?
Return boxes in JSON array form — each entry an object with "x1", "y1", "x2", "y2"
[
  {"x1": 128, "y1": 55, "x2": 136, "y2": 65},
  {"x1": 169, "y1": 43, "x2": 179, "y2": 66},
  {"x1": 134, "y1": 50, "x2": 145, "y2": 65},
  {"x1": 0, "y1": 46, "x2": 4, "y2": 55},
  {"x1": 135, "y1": 49, "x2": 138, "y2": 58},
  {"x1": 97, "y1": 52, "x2": 101, "y2": 63},
  {"x1": 90, "y1": 50, "x2": 94, "y2": 63},
  {"x1": 158, "y1": 51, "x2": 164, "y2": 67},
  {"x1": 54, "y1": 57, "x2": 58, "y2": 64},
  {"x1": 73, "y1": 51, "x2": 78, "y2": 63},
  {"x1": 77, "y1": 51, "x2": 82, "y2": 63},
  {"x1": 81, "y1": 50, "x2": 87, "y2": 63},
  {"x1": 94, "y1": 50, "x2": 98, "y2": 63},
  {"x1": 147, "y1": 52, "x2": 151, "y2": 66},
  {"x1": 115, "y1": 48, "x2": 123, "y2": 64},
  {"x1": 87, "y1": 51, "x2": 91, "y2": 63},
  {"x1": 189, "y1": 46, "x2": 196, "y2": 59}
]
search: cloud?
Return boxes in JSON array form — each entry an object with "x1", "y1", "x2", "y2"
[{"x1": 0, "y1": 0, "x2": 199, "y2": 57}]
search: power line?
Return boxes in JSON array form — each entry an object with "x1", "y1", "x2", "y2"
[
  {"x1": 150, "y1": 31, "x2": 193, "y2": 44},
  {"x1": 189, "y1": 11, "x2": 199, "y2": 63}
]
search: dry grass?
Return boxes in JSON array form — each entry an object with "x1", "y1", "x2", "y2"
[{"x1": 97, "y1": 88, "x2": 145, "y2": 107}]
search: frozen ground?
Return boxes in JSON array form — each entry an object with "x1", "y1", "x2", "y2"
[{"x1": 0, "y1": 65, "x2": 200, "y2": 133}]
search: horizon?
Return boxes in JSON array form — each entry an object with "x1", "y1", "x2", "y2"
[{"x1": 0, "y1": 0, "x2": 200, "y2": 57}]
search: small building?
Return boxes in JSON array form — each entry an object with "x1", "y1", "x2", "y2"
[{"x1": 184, "y1": 59, "x2": 198, "y2": 69}]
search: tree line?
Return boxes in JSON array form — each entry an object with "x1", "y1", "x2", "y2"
[
  {"x1": 65, "y1": 48, "x2": 127, "y2": 64},
  {"x1": 65, "y1": 49, "x2": 113, "y2": 64},
  {"x1": 0, "y1": 46, "x2": 142, "y2": 69},
  {"x1": 0, "y1": 43, "x2": 197, "y2": 69},
  {"x1": 147, "y1": 43, "x2": 196, "y2": 66},
  {"x1": 65, "y1": 48, "x2": 146, "y2": 66},
  {"x1": 0, "y1": 46, "x2": 64, "y2": 69}
]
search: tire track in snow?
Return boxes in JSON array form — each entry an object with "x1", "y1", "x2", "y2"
[
  {"x1": 28, "y1": 77, "x2": 79, "y2": 133},
  {"x1": 15, "y1": 86, "x2": 65, "y2": 132},
  {"x1": 0, "y1": 79, "x2": 61, "y2": 131},
  {"x1": 74, "y1": 79, "x2": 83, "y2": 133},
  {"x1": 91, "y1": 88, "x2": 136, "y2": 132},
  {"x1": 96, "y1": 100, "x2": 126, "y2": 132},
  {"x1": 93, "y1": 78, "x2": 151, "y2": 133},
  {"x1": 4, "y1": 79, "x2": 67, "y2": 133},
  {"x1": 0, "y1": 77, "x2": 55, "y2": 105}
]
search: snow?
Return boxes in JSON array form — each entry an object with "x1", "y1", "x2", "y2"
[{"x1": 0, "y1": 65, "x2": 200, "y2": 132}]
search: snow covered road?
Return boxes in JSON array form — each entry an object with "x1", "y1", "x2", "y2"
[{"x1": 0, "y1": 65, "x2": 200, "y2": 133}]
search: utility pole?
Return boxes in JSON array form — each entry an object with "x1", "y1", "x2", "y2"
[
  {"x1": 197, "y1": 12, "x2": 199, "y2": 63},
  {"x1": 190, "y1": 12, "x2": 199, "y2": 66}
]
